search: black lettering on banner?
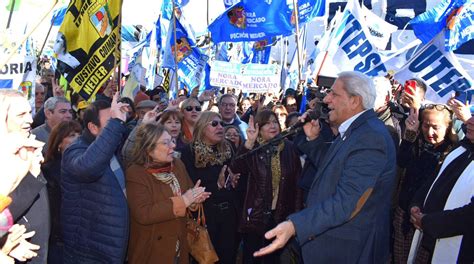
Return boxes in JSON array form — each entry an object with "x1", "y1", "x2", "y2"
[
  {"x1": 99, "y1": 33, "x2": 117, "y2": 58},
  {"x1": 0, "y1": 62, "x2": 33, "y2": 75},
  {"x1": 408, "y1": 44, "x2": 472, "y2": 97},
  {"x1": 80, "y1": 65, "x2": 108, "y2": 97},
  {"x1": 74, "y1": 54, "x2": 101, "y2": 86}
]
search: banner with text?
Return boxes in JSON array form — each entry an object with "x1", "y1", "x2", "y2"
[
  {"x1": 0, "y1": 55, "x2": 37, "y2": 109},
  {"x1": 57, "y1": 0, "x2": 121, "y2": 100},
  {"x1": 394, "y1": 34, "x2": 473, "y2": 104},
  {"x1": 210, "y1": 61, "x2": 280, "y2": 93},
  {"x1": 314, "y1": 0, "x2": 389, "y2": 78}
]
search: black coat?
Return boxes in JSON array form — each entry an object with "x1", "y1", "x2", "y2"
[
  {"x1": 9, "y1": 173, "x2": 50, "y2": 264},
  {"x1": 42, "y1": 158, "x2": 62, "y2": 244},
  {"x1": 230, "y1": 139, "x2": 303, "y2": 234}
]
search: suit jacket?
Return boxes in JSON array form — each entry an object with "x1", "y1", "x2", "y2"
[{"x1": 288, "y1": 109, "x2": 397, "y2": 263}]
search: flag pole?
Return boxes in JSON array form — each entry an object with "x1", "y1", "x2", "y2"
[
  {"x1": 37, "y1": 13, "x2": 59, "y2": 65},
  {"x1": 172, "y1": 1, "x2": 179, "y2": 96},
  {"x1": 6, "y1": 0, "x2": 16, "y2": 29},
  {"x1": 1, "y1": 0, "x2": 58, "y2": 66},
  {"x1": 206, "y1": 0, "x2": 211, "y2": 58},
  {"x1": 292, "y1": 0, "x2": 303, "y2": 84},
  {"x1": 117, "y1": 0, "x2": 123, "y2": 93}
]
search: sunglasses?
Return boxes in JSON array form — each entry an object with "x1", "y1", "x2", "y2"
[
  {"x1": 208, "y1": 120, "x2": 225, "y2": 127},
  {"x1": 185, "y1": 105, "x2": 202, "y2": 112}
]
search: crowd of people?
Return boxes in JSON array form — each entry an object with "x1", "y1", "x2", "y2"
[{"x1": 0, "y1": 67, "x2": 473, "y2": 264}]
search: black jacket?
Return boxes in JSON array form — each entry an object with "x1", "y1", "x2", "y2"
[
  {"x1": 230, "y1": 139, "x2": 303, "y2": 234},
  {"x1": 10, "y1": 173, "x2": 50, "y2": 264}
]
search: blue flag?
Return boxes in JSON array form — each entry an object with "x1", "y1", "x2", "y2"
[
  {"x1": 241, "y1": 42, "x2": 252, "y2": 63},
  {"x1": 299, "y1": 86, "x2": 308, "y2": 113},
  {"x1": 208, "y1": 0, "x2": 294, "y2": 43},
  {"x1": 197, "y1": 63, "x2": 212, "y2": 96},
  {"x1": 144, "y1": 18, "x2": 161, "y2": 90},
  {"x1": 446, "y1": 1, "x2": 474, "y2": 51},
  {"x1": 161, "y1": 0, "x2": 190, "y2": 20},
  {"x1": 217, "y1": 42, "x2": 231, "y2": 61},
  {"x1": 51, "y1": 5, "x2": 67, "y2": 26},
  {"x1": 162, "y1": 16, "x2": 209, "y2": 90},
  {"x1": 250, "y1": 37, "x2": 274, "y2": 64},
  {"x1": 410, "y1": 0, "x2": 467, "y2": 44},
  {"x1": 290, "y1": 0, "x2": 326, "y2": 25}
]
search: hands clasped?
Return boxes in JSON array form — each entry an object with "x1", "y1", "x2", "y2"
[{"x1": 182, "y1": 180, "x2": 211, "y2": 207}]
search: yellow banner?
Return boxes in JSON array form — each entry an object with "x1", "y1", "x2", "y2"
[{"x1": 57, "y1": 0, "x2": 121, "y2": 100}]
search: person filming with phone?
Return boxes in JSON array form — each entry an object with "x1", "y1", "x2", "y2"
[{"x1": 400, "y1": 79, "x2": 427, "y2": 113}]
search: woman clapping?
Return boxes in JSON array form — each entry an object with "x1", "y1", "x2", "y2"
[{"x1": 126, "y1": 123, "x2": 210, "y2": 264}]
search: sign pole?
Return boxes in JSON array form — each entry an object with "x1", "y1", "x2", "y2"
[
  {"x1": 292, "y1": 0, "x2": 303, "y2": 84},
  {"x1": 172, "y1": 1, "x2": 179, "y2": 96}
]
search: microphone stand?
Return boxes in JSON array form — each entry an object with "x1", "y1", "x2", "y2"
[{"x1": 234, "y1": 127, "x2": 302, "y2": 160}]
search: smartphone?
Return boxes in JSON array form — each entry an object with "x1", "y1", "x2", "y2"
[
  {"x1": 404, "y1": 80, "x2": 416, "y2": 96},
  {"x1": 454, "y1": 91, "x2": 468, "y2": 104}
]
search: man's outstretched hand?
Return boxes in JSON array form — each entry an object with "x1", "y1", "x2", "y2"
[{"x1": 253, "y1": 220, "x2": 296, "y2": 257}]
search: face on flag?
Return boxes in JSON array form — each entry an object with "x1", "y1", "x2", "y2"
[
  {"x1": 172, "y1": 37, "x2": 192, "y2": 63},
  {"x1": 228, "y1": 6, "x2": 246, "y2": 29}
]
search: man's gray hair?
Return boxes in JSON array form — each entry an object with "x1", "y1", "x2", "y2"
[
  {"x1": 337, "y1": 71, "x2": 376, "y2": 110},
  {"x1": 218, "y1": 93, "x2": 237, "y2": 105},
  {"x1": 44, "y1": 96, "x2": 70, "y2": 112}
]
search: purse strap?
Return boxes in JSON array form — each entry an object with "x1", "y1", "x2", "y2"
[
  {"x1": 198, "y1": 203, "x2": 206, "y2": 226},
  {"x1": 188, "y1": 203, "x2": 206, "y2": 227}
]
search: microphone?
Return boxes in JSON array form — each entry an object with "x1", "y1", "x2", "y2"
[{"x1": 285, "y1": 110, "x2": 321, "y2": 132}]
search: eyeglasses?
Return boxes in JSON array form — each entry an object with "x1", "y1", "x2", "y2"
[
  {"x1": 185, "y1": 105, "x2": 202, "y2": 112},
  {"x1": 425, "y1": 104, "x2": 451, "y2": 112},
  {"x1": 157, "y1": 139, "x2": 175, "y2": 147},
  {"x1": 208, "y1": 120, "x2": 225, "y2": 127}
]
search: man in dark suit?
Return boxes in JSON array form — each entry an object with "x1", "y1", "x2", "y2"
[{"x1": 254, "y1": 71, "x2": 397, "y2": 263}]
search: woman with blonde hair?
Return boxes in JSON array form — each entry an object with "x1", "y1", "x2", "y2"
[
  {"x1": 272, "y1": 104, "x2": 288, "y2": 130},
  {"x1": 180, "y1": 98, "x2": 202, "y2": 142},
  {"x1": 126, "y1": 123, "x2": 210, "y2": 264},
  {"x1": 393, "y1": 104, "x2": 457, "y2": 263},
  {"x1": 180, "y1": 111, "x2": 239, "y2": 264}
]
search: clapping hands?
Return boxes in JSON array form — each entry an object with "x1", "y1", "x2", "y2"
[{"x1": 182, "y1": 180, "x2": 211, "y2": 206}]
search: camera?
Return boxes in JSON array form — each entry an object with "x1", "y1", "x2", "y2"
[{"x1": 306, "y1": 86, "x2": 330, "y2": 121}]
